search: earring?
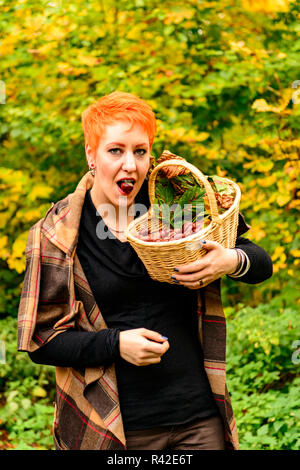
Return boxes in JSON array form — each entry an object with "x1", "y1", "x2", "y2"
[{"x1": 89, "y1": 162, "x2": 95, "y2": 176}]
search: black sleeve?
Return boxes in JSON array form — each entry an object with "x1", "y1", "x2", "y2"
[
  {"x1": 28, "y1": 328, "x2": 121, "y2": 368},
  {"x1": 228, "y1": 236, "x2": 273, "y2": 284}
]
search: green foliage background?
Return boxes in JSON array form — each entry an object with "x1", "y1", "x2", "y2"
[{"x1": 0, "y1": 0, "x2": 299, "y2": 450}]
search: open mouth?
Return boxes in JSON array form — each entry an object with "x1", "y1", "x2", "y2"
[{"x1": 116, "y1": 178, "x2": 136, "y2": 195}]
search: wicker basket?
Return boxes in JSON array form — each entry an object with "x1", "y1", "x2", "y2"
[{"x1": 125, "y1": 158, "x2": 241, "y2": 284}]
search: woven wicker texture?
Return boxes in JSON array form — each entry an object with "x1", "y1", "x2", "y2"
[{"x1": 125, "y1": 153, "x2": 241, "y2": 284}]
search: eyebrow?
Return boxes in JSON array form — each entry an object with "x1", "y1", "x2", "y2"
[{"x1": 105, "y1": 142, "x2": 149, "y2": 148}]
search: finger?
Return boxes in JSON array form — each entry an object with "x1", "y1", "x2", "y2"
[
  {"x1": 174, "y1": 240, "x2": 220, "y2": 273},
  {"x1": 173, "y1": 259, "x2": 208, "y2": 275},
  {"x1": 141, "y1": 348, "x2": 168, "y2": 360},
  {"x1": 139, "y1": 328, "x2": 168, "y2": 343},
  {"x1": 138, "y1": 356, "x2": 162, "y2": 366},
  {"x1": 196, "y1": 240, "x2": 220, "y2": 250},
  {"x1": 172, "y1": 270, "x2": 208, "y2": 282},
  {"x1": 179, "y1": 278, "x2": 209, "y2": 290},
  {"x1": 144, "y1": 339, "x2": 170, "y2": 354}
]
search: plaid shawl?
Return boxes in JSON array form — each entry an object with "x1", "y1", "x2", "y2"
[{"x1": 17, "y1": 171, "x2": 251, "y2": 450}]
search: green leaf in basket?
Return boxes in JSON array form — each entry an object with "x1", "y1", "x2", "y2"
[
  {"x1": 173, "y1": 173, "x2": 196, "y2": 188},
  {"x1": 207, "y1": 176, "x2": 232, "y2": 194},
  {"x1": 153, "y1": 197, "x2": 161, "y2": 217},
  {"x1": 171, "y1": 203, "x2": 183, "y2": 229},
  {"x1": 155, "y1": 181, "x2": 174, "y2": 205},
  {"x1": 176, "y1": 186, "x2": 197, "y2": 208},
  {"x1": 194, "y1": 211, "x2": 209, "y2": 222},
  {"x1": 161, "y1": 203, "x2": 172, "y2": 225},
  {"x1": 191, "y1": 209, "x2": 206, "y2": 224},
  {"x1": 192, "y1": 186, "x2": 206, "y2": 203},
  {"x1": 152, "y1": 168, "x2": 233, "y2": 233},
  {"x1": 176, "y1": 186, "x2": 205, "y2": 221}
]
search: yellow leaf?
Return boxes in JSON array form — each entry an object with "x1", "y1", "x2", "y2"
[
  {"x1": 0, "y1": 35, "x2": 16, "y2": 56},
  {"x1": 7, "y1": 232, "x2": 28, "y2": 273},
  {"x1": 289, "y1": 199, "x2": 300, "y2": 209},
  {"x1": 164, "y1": 8, "x2": 195, "y2": 24},
  {"x1": 242, "y1": 0, "x2": 293, "y2": 13},
  {"x1": 24, "y1": 208, "x2": 43, "y2": 222},
  {"x1": 126, "y1": 24, "x2": 144, "y2": 40},
  {"x1": 32, "y1": 386, "x2": 47, "y2": 398},
  {"x1": 12, "y1": 238, "x2": 26, "y2": 259},
  {"x1": 250, "y1": 227, "x2": 266, "y2": 241},
  {"x1": 256, "y1": 159, "x2": 274, "y2": 172},
  {"x1": 0, "y1": 235, "x2": 9, "y2": 259},
  {"x1": 252, "y1": 99, "x2": 271, "y2": 112},
  {"x1": 257, "y1": 175, "x2": 276, "y2": 187},
  {"x1": 77, "y1": 55, "x2": 99, "y2": 67},
  {"x1": 273, "y1": 264, "x2": 279, "y2": 274},
  {"x1": 30, "y1": 184, "x2": 53, "y2": 201},
  {"x1": 57, "y1": 62, "x2": 74, "y2": 75},
  {"x1": 277, "y1": 194, "x2": 290, "y2": 206},
  {"x1": 272, "y1": 246, "x2": 284, "y2": 261},
  {"x1": 7, "y1": 258, "x2": 25, "y2": 274},
  {"x1": 290, "y1": 249, "x2": 300, "y2": 258},
  {"x1": 270, "y1": 337, "x2": 279, "y2": 346},
  {"x1": 229, "y1": 41, "x2": 253, "y2": 56},
  {"x1": 196, "y1": 132, "x2": 210, "y2": 142},
  {"x1": 35, "y1": 43, "x2": 53, "y2": 56},
  {"x1": 46, "y1": 26, "x2": 67, "y2": 41},
  {"x1": 252, "y1": 89, "x2": 292, "y2": 114}
]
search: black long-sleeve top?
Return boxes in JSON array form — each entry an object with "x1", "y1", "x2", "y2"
[
  {"x1": 29, "y1": 181, "x2": 272, "y2": 430},
  {"x1": 28, "y1": 235, "x2": 272, "y2": 368}
]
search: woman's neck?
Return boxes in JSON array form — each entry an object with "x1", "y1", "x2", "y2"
[{"x1": 90, "y1": 187, "x2": 135, "y2": 230}]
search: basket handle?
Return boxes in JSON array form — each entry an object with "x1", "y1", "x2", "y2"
[{"x1": 148, "y1": 158, "x2": 223, "y2": 226}]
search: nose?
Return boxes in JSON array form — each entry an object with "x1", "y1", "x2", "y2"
[{"x1": 122, "y1": 150, "x2": 137, "y2": 172}]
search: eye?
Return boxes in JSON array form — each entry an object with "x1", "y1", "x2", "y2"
[
  {"x1": 108, "y1": 148, "x2": 147, "y2": 156},
  {"x1": 109, "y1": 148, "x2": 122, "y2": 155},
  {"x1": 136, "y1": 149, "x2": 147, "y2": 156}
]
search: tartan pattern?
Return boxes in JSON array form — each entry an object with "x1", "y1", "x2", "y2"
[{"x1": 17, "y1": 171, "x2": 251, "y2": 450}]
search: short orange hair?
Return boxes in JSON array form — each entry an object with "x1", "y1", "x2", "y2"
[{"x1": 82, "y1": 91, "x2": 157, "y2": 154}]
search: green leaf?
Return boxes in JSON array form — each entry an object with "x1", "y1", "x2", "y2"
[
  {"x1": 207, "y1": 176, "x2": 233, "y2": 194},
  {"x1": 176, "y1": 187, "x2": 197, "y2": 208},
  {"x1": 155, "y1": 181, "x2": 174, "y2": 205},
  {"x1": 21, "y1": 398, "x2": 31, "y2": 410},
  {"x1": 161, "y1": 204, "x2": 171, "y2": 225},
  {"x1": 257, "y1": 424, "x2": 269, "y2": 436}
]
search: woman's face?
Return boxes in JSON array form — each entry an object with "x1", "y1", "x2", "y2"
[{"x1": 87, "y1": 121, "x2": 151, "y2": 212}]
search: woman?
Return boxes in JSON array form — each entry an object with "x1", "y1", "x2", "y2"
[{"x1": 17, "y1": 91, "x2": 273, "y2": 451}]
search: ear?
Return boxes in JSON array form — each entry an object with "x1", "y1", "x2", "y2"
[{"x1": 85, "y1": 143, "x2": 96, "y2": 167}]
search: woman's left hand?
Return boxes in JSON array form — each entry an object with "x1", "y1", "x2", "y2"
[{"x1": 172, "y1": 240, "x2": 238, "y2": 290}]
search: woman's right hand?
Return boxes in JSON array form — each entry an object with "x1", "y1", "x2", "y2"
[{"x1": 119, "y1": 328, "x2": 170, "y2": 366}]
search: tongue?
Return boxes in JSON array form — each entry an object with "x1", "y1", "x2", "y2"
[{"x1": 119, "y1": 182, "x2": 134, "y2": 194}]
